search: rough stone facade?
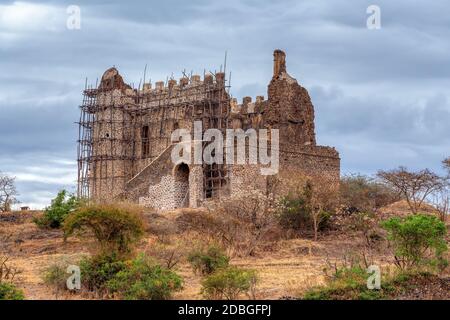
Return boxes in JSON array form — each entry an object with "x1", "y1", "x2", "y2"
[{"x1": 77, "y1": 50, "x2": 340, "y2": 210}]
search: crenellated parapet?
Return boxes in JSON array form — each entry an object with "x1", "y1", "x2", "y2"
[
  {"x1": 228, "y1": 95, "x2": 267, "y2": 130},
  {"x1": 139, "y1": 72, "x2": 226, "y2": 96},
  {"x1": 133, "y1": 72, "x2": 229, "y2": 109},
  {"x1": 230, "y1": 95, "x2": 267, "y2": 115}
]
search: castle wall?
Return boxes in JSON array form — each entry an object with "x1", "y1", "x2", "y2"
[
  {"x1": 229, "y1": 164, "x2": 267, "y2": 197},
  {"x1": 226, "y1": 146, "x2": 340, "y2": 200},
  {"x1": 125, "y1": 144, "x2": 203, "y2": 211}
]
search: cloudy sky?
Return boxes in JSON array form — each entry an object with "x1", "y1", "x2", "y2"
[{"x1": 1, "y1": 0, "x2": 449, "y2": 208}]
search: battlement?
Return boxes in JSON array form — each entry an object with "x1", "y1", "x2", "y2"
[
  {"x1": 140, "y1": 72, "x2": 227, "y2": 96},
  {"x1": 230, "y1": 95, "x2": 266, "y2": 114}
]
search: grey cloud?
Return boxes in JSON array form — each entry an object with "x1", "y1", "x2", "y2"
[
  {"x1": 312, "y1": 85, "x2": 450, "y2": 145},
  {"x1": 0, "y1": 0, "x2": 449, "y2": 208},
  {"x1": 311, "y1": 85, "x2": 450, "y2": 175}
]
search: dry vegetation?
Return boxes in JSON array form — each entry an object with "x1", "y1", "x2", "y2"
[
  {"x1": 0, "y1": 162, "x2": 449, "y2": 300},
  {"x1": 0, "y1": 202, "x2": 448, "y2": 300}
]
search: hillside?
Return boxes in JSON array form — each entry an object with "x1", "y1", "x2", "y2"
[{"x1": 1, "y1": 206, "x2": 448, "y2": 300}]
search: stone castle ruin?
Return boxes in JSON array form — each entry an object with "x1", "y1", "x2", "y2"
[{"x1": 77, "y1": 50, "x2": 340, "y2": 210}]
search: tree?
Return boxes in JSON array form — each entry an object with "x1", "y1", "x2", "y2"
[
  {"x1": 212, "y1": 191, "x2": 278, "y2": 256},
  {"x1": 0, "y1": 172, "x2": 19, "y2": 212},
  {"x1": 277, "y1": 174, "x2": 337, "y2": 241},
  {"x1": 308, "y1": 177, "x2": 338, "y2": 241},
  {"x1": 377, "y1": 167, "x2": 445, "y2": 214},
  {"x1": 443, "y1": 157, "x2": 450, "y2": 175},
  {"x1": 431, "y1": 157, "x2": 450, "y2": 222},
  {"x1": 432, "y1": 191, "x2": 449, "y2": 222},
  {"x1": 34, "y1": 190, "x2": 80, "y2": 228}
]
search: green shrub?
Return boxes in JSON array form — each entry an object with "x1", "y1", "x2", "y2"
[
  {"x1": 381, "y1": 214, "x2": 448, "y2": 270},
  {"x1": 201, "y1": 267, "x2": 258, "y2": 300},
  {"x1": 79, "y1": 253, "x2": 183, "y2": 299},
  {"x1": 106, "y1": 255, "x2": 183, "y2": 300},
  {"x1": 331, "y1": 266, "x2": 368, "y2": 289},
  {"x1": 188, "y1": 245, "x2": 229, "y2": 275},
  {"x1": 303, "y1": 265, "x2": 388, "y2": 300},
  {"x1": 79, "y1": 253, "x2": 127, "y2": 295},
  {"x1": 302, "y1": 268, "x2": 440, "y2": 300},
  {"x1": 34, "y1": 190, "x2": 80, "y2": 228},
  {"x1": 64, "y1": 203, "x2": 145, "y2": 256},
  {"x1": 0, "y1": 282, "x2": 24, "y2": 300}
]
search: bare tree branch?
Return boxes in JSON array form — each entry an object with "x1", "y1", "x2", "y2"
[
  {"x1": 0, "y1": 171, "x2": 19, "y2": 212},
  {"x1": 377, "y1": 167, "x2": 445, "y2": 214}
]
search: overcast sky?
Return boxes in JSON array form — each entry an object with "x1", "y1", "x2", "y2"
[{"x1": 1, "y1": 0, "x2": 449, "y2": 209}]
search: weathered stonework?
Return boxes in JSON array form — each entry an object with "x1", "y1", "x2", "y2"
[{"x1": 77, "y1": 50, "x2": 340, "y2": 211}]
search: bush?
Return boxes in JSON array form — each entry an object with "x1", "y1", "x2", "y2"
[
  {"x1": 106, "y1": 255, "x2": 183, "y2": 300},
  {"x1": 63, "y1": 203, "x2": 145, "y2": 256},
  {"x1": 340, "y1": 174, "x2": 400, "y2": 214},
  {"x1": 339, "y1": 211, "x2": 380, "y2": 247},
  {"x1": 146, "y1": 242, "x2": 184, "y2": 270},
  {"x1": 277, "y1": 194, "x2": 311, "y2": 231},
  {"x1": 303, "y1": 265, "x2": 389, "y2": 300},
  {"x1": 381, "y1": 214, "x2": 448, "y2": 270},
  {"x1": 79, "y1": 253, "x2": 183, "y2": 299},
  {"x1": 329, "y1": 265, "x2": 368, "y2": 289},
  {"x1": 34, "y1": 190, "x2": 80, "y2": 228},
  {"x1": 42, "y1": 263, "x2": 69, "y2": 297},
  {"x1": 302, "y1": 268, "x2": 443, "y2": 300},
  {"x1": 277, "y1": 185, "x2": 331, "y2": 235},
  {"x1": 212, "y1": 192, "x2": 280, "y2": 256},
  {"x1": 188, "y1": 245, "x2": 230, "y2": 275},
  {"x1": 176, "y1": 195, "x2": 280, "y2": 257},
  {"x1": 201, "y1": 267, "x2": 258, "y2": 300},
  {"x1": 79, "y1": 253, "x2": 127, "y2": 295},
  {"x1": 0, "y1": 255, "x2": 21, "y2": 282},
  {"x1": 0, "y1": 282, "x2": 24, "y2": 300}
]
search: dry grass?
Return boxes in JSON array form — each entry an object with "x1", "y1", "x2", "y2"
[{"x1": 0, "y1": 207, "x2": 447, "y2": 300}]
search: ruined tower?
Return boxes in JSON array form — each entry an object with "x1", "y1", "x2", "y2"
[
  {"x1": 265, "y1": 49, "x2": 316, "y2": 146},
  {"x1": 79, "y1": 68, "x2": 135, "y2": 201}
]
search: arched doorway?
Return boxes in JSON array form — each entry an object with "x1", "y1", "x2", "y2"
[{"x1": 174, "y1": 163, "x2": 189, "y2": 208}]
